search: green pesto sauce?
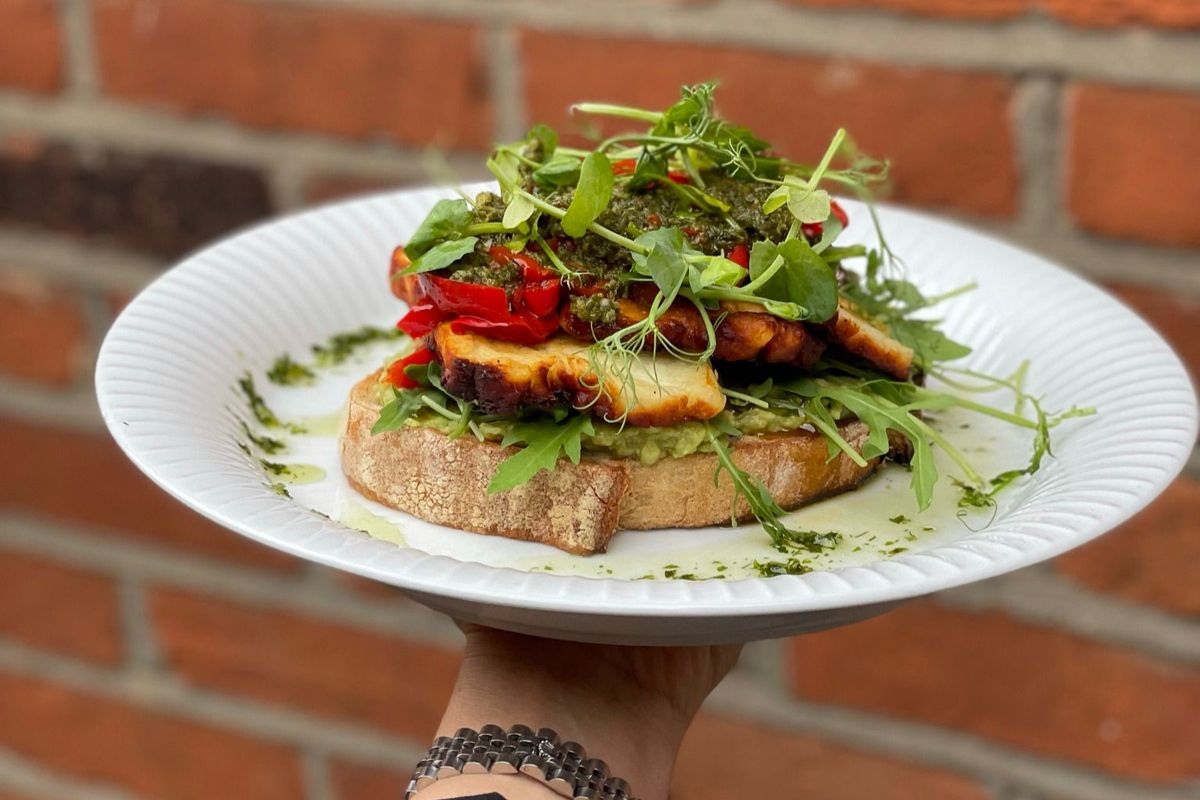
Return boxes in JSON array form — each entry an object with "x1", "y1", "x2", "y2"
[
  {"x1": 569, "y1": 293, "x2": 619, "y2": 325},
  {"x1": 267, "y1": 354, "x2": 316, "y2": 386},
  {"x1": 259, "y1": 460, "x2": 326, "y2": 484},
  {"x1": 312, "y1": 326, "x2": 405, "y2": 368},
  {"x1": 240, "y1": 421, "x2": 287, "y2": 455},
  {"x1": 238, "y1": 373, "x2": 305, "y2": 434}
]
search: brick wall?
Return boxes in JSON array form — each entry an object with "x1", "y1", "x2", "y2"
[{"x1": 0, "y1": 1, "x2": 1197, "y2": 798}]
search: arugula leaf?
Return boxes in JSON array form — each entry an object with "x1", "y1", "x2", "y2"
[
  {"x1": 562, "y1": 151, "x2": 614, "y2": 237},
  {"x1": 371, "y1": 388, "x2": 428, "y2": 435},
  {"x1": 705, "y1": 427, "x2": 809, "y2": 551},
  {"x1": 400, "y1": 236, "x2": 478, "y2": 275},
  {"x1": 406, "y1": 199, "x2": 472, "y2": 259},
  {"x1": 889, "y1": 318, "x2": 972, "y2": 368},
  {"x1": 487, "y1": 414, "x2": 595, "y2": 494}
]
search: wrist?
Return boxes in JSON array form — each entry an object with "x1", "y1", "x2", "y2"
[{"x1": 436, "y1": 638, "x2": 690, "y2": 799}]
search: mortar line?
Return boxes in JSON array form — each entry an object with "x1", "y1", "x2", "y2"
[
  {"x1": 0, "y1": 639, "x2": 426, "y2": 768},
  {"x1": 707, "y1": 672, "x2": 1200, "y2": 800},
  {"x1": 485, "y1": 23, "x2": 525, "y2": 143},
  {"x1": 302, "y1": 749, "x2": 336, "y2": 800},
  {"x1": 56, "y1": 0, "x2": 100, "y2": 99},
  {"x1": 0, "y1": 514, "x2": 462, "y2": 647},
  {"x1": 0, "y1": 376, "x2": 106, "y2": 434},
  {"x1": 117, "y1": 575, "x2": 163, "y2": 675},
  {"x1": 937, "y1": 567, "x2": 1200, "y2": 665},
  {"x1": 253, "y1": 0, "x2": 1200, "y2": 90},
  {"x1": 0, "y1": 746, "x2": 137, "y2": 800},
  {"x1": 1011, "y1": 74, "x2": 1063, "y2": 236}
]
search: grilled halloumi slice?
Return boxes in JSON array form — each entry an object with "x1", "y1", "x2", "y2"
[
  {"x1": 430, "y1": 324, "x2": 725, "y2": 426},
  {"x1": 828, "y1": 301, "x2": 914, "y2": 380}
]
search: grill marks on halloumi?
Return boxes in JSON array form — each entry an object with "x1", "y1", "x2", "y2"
[
  {"x1": 825, "y1": 301, "x2": 914, "y2": 380},
  {"x1": 430, "y1": 324, "x2": 726, "y2": 427},
  {"x1": 559, "y1": 284, "x2": 828, "y2": 369}
]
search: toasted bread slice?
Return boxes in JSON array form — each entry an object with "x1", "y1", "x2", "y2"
[
  {"x1": 341, "y1": 372, "x2": 888, "y2": 554},
  {"x1": 431, "y1": 325, "x2": 725, "y2": 427}
]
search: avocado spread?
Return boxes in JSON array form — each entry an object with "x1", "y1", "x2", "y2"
[{"x1": 405, "y1": 405, "x2": 819, "y2": 465}]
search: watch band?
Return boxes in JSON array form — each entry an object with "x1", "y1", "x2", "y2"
[{"x1": 405, "y1": 724, "x2": 636, "y2": 799}]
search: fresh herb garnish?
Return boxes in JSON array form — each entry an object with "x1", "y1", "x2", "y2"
[
  {"x1": 487, "y1": 412, "x2": 595, "y2": 494},
  {"x1": 312, "y1": 326, "x2": 404, "y2": 367},
  {"x1": 238, "y1": 373, "x2": 304, "y2": 433},
  {"x1": 267, "y1": 354, "x2": 316, "y2": 386},
  {"x1": 240, "y1": 420, "x2": 286, "y2": 455}
]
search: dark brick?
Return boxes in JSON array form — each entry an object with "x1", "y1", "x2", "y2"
[{"x1": 0, "y1": 138, "x2": 273, "y2": 258}]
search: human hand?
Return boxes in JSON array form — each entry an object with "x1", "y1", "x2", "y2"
[{"x1": 415, "y1": 624, "x2": 743, "y2": 800}]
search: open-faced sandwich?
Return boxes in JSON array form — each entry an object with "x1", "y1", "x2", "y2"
[{"x1": 340, "y1": 84, "x2": 1088, "y2": 557}]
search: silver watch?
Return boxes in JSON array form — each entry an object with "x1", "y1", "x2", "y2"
[{"x1": 405, "y1": 724, "x2": 636, "y2": 799}]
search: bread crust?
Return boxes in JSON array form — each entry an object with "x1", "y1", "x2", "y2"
[{"x1": 340, "y1": 373, "x2": 886, "y2": 554}]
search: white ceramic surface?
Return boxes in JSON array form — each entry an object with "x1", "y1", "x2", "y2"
[{"x1": 95, "y1": 184, "x2": 1197, "y2": 645}]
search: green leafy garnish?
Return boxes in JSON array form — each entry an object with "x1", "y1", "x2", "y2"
[
  {"x1": 406, "y1": 199, "x2": 473, "y2": 259},
  {"x1": 562, "y1": 151, "x2": 614, "y2": 237},
  {"x1": 488, "y1": 414, "x2": 596, "y2": 494},
  {"x1": 400, "y1": 236, "x2": 479, "y2": 276}
]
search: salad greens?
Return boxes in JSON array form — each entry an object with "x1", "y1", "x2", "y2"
[{"x1": 379, "y1": 82, "x2": 1093, "y2": 548}]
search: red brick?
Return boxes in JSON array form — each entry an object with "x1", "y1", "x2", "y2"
[
  {"x1": 330, "y1": 761, "x2": 406, "y2": 800},
  {"x1": 788, "y1": 602, "x2": 1200, "y2": 782},
  {"x1": 1054, "y1": 477, "x2": 1200, "y2": 616},
  {"x1": 785, "y1": 0, "x2": 1028, "y2": 20},
  {"x1": 0, "y1": 549, "x2": 121, "y2": 664},
  {"x1": 0, "y1": 137, "x2": 272, "y2": 259},
  {"x1": 674, "y1": 713, "x2": 987, "y2": 799},
  {"x1": 0, "y1": 670, "x2": 304, "y2": 800},
  {"x1": 1066, "y1": 84, "x2": 1200, "y2": 246},
  {"x1": 1041, "y1": 0, "x2": 1200, "y2": 28},
  {"x1": 0, "y1": 271, "x2": 88, "y2": 386},
  {"x1": 1107, "y1": 284, "x2": 1200, "y2": 382},
  {"x1": 0, "y1": 416, "x2": 298, "y2": 571},
  {"x1": 521, "y1": 32, "x2": 1017, "y2": 218},
  {"x1": 0, "y1": 0, "x2": 62, "y2": 93},
  {"x1": 94, "y1": 0, "x2": 490, "y2": 149},
  {"x1": 149, "y1": 588, "x2": 459, "y2": 739}
]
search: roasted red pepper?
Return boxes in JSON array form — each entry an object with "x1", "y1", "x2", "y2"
[
  {"x1": 416, "y1": 273, "x2": 509, "y2": 319},
  {"x1": 489, "y1": 245, "x2": 561, "y2": 319},
  {"x1": 611, "y1": 158, "x2": 638, "y2": 176},
  {"x1": 396, "y1": 302, "x2": 448, "y2": 338},
  {"x1": 801, "y1": 200, "x2": 850, "y2": 241},
  {"x1": 612, "y1": 159, "x2": 690, "y2": 185},
  {"x1": 449, "y1": 314, "x2": 559, "y2": 345},
  {"x1": 386, "y1": 345, "x2": 436, "y2": 389},
  {"x1": 728, "y1": 243, "x2": 750, "y2": 269},
  {"x1": 514, "y1": 281, "x2": 561, "y2": 318},
  {"x1": 489, "y1": 245, "x2": 556, "y2": 283}
]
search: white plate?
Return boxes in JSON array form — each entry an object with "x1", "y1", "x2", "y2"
[{"x1": 95, "y1": 184, "x2": 1197, "y2": 645}]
